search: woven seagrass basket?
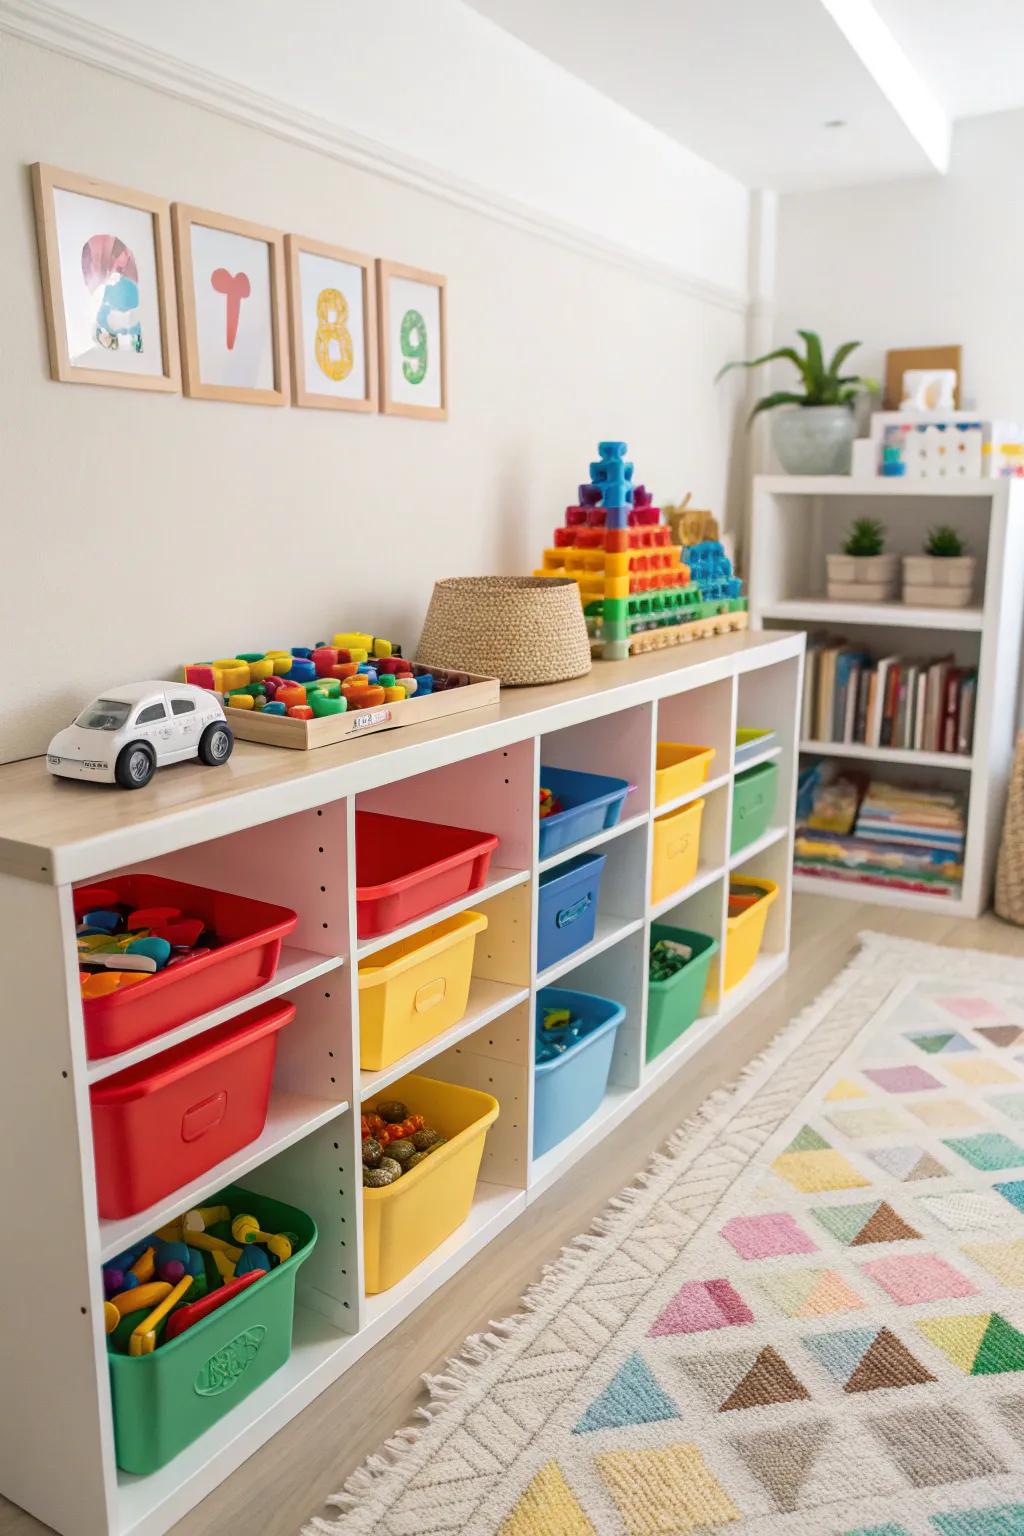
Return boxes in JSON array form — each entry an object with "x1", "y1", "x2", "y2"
[
  {"x1": 417, "y1": 577, "x2": 591, "y2": 688},
  {"x1": 996, "y1": 732, "x2": 1024, "y2": 924}
]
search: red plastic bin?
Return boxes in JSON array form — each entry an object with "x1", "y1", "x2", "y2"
[
  {"x1": 355, "y1": 811, "x2": 499, "y2": 939},
  {"x1": 77, "y1": 874, "x2": 297, "y2": 1061},
  {"x1": 90, "y1": 998, "x2": 294, "y2": 1219}
]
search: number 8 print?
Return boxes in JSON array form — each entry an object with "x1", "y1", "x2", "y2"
[{"x1": 400, "y1": 308, "x2": 427, "y2": 386}]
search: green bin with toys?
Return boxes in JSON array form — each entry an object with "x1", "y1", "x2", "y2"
[
  {"x1": 106, "y1": 1184, "x2": 317, "y2": 1475},
  {"x1": 646, "y1": 925, "x2": 719, "y2": 1062}
]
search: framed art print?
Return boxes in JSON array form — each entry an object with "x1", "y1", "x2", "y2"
[
  {"x1": 31, "y1": 163, "x2": 179, "y2": 392},
  {"x1": 285, "y1": 234, "x2": 376, "y2": 412},
  {"x1": 172, "y1": 204, "x2": 290, "y2": 405},
  {"x1": 376, "y1": 260, "x2": 447, "y2": 420}
]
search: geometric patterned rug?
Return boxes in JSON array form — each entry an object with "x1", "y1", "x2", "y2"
[{"x1": 308, "y1": 933, "x2": 1024, "y2": 1535}]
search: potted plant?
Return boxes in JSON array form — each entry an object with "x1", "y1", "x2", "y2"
[
  {"x1": 826, "y1": 518, "x2": 899, "y2": 601},
  {"x1": 902, "y1": 526, "x2": 976, "y2": 607},
  {"x1": 717, "y1": 329, "x2": 874, "y2": 475}
]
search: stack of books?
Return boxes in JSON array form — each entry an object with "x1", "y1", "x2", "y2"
[
  {"x1": 802, "y1": 637, "x2": 977, "y2": 755},
  {"x1": 794, "y1": 776, "x2": 966, "y2": 899}
]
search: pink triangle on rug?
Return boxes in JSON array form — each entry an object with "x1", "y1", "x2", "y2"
[{"x1": 649, "y1": 1278, "x2": 754, "y2": 1337}]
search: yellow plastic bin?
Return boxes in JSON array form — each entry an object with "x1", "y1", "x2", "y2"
[
  {"x1": 654, "y1": 744, "x2": 716, "y2": 808},
  {"x1": 363, "y1": 1073, "x2": 499, "y2": 1293},
  {"x1": 710, "y1": 877, "x2": 779, "y2": 998},
  {"x1": 358, "y1": 911, "x2": 487, "y2": 1071},
  {"x1": 651, "y1": 798, "x2": 705, "y2": 905}
]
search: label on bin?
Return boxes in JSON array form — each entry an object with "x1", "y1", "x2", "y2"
[
  {"x1": 415, "y1": 976, "x2": 447, "y2": 1012},
  {"x1": 194, "y1": 1325, "x2": 266, "y2": 1396}
]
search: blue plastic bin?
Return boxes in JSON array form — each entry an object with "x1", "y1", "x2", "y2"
[
  {"x1": 533, "y1": 987, "x2": 625, "y2": 1158},
  {"x1": 538, "y1": 767, "x2": 630, "y2": 859},
  {"x1": 537, "y1": 852, "x2": 606, "y2": 973}
]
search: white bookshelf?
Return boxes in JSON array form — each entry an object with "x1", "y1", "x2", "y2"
[
  {"x1": 0, "y1": 631, "x2": 802, "y2": 1536},
  {"x1": 749, "y1": 474, "x2": 1024, "y2": 916}
]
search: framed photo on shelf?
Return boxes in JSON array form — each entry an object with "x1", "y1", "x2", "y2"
[
  {"x1": 172, "y1": 204, "x2": 290, "y2": 405},
  {"x1": 285, "y1": 234, "x2": 376, "y2": 412},
  {"x1": 31, "y1": 163, "x2": 180, "y2": 392},
  {"x1": 376, "y1": 259, "x2": 447, "y2": 420}
]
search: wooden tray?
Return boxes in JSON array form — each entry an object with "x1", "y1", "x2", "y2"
[{"x1": 226, "y1": 669, "x2": 500, "y2": 750}]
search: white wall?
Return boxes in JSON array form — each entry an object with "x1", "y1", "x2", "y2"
[
  {"x1": 774, "y1": 109, "x2": 1024, "y2": 424},
  {"x1": 5, "y1": 0, "x2": 750, "y2": 296},
  {"x1": 0, "y1": 23, "x2": 750, "y2": 763}
]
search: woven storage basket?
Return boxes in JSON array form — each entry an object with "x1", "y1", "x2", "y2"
[
  {"x1": 417, "y1": 577, "x2": 591, "y2": 688},
  {"x1": 996, "y1": 732, "x2": 1024, "y2": 924}
]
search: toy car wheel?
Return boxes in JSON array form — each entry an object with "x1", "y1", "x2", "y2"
[
  {"x1": 198, "y1": 721, "x2": 234, "y2": 767},
  {"x1": 115, "y1": 742, "x2": 156, "y2": 790}
]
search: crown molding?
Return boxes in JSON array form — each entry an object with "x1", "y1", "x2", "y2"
[{"x1": 0, "y1": 0, "x2": 749, "y2": 315}]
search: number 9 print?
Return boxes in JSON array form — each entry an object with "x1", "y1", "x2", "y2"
[{"x1": 400, "y1": 308, "x2": 428, "y2": 386}]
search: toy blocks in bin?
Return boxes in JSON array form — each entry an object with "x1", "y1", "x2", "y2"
[
  {"x1": 182, "y1": 630, "x2": 499, "y2": 750},
  {"x1": 533, "y1": 442, "x2": 748, "y2": 660}
]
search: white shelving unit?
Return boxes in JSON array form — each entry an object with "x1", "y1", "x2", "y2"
[
  {"x1": 749, "y1": 474, "x2": 1024, "y2": 916},
  {"x1": 0, "y1": 630, "x2": 802, "y2": 1536}
]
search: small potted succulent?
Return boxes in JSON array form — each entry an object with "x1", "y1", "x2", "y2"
[
  {"x1": 826, "y1": 518, "x2": 899, "y2": 601},
  {"x1": 902, "y1": 526, "x2": 976, "y2": 607},
  {"x1": 716, "y1": 329, "x2": 875, "y2": 475}
]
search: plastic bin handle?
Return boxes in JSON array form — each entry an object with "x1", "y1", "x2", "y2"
[
  {"x1": 414, "y1": 977, "x2": 448, "y2": 1013},
  {"x1": 181, "y1": 1090, "x2": 228, "y2": 1143},
  {"x1": 556, "y1": 893, "x2": 592, "y2": 929}
]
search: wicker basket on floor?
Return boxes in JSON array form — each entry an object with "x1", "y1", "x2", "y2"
[
  {"x1": 996, "y1": 732, "x2": 1024, "y2": 924},
  {"x1": 417, "y1": 576, "x2": 591, "y2": 687}
]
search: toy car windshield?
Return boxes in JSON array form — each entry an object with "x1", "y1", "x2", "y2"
[{"x1": 76, "y1": 700, "x2": 132, "y2": 730}]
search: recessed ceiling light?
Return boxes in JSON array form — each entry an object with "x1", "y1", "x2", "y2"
[{"x1": 824, "y1": 118, "x2": 847, "y2": 128}]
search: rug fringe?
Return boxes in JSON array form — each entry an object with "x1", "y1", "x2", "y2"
[{"x1": 304, "y1": 933, "x2": 878, "y2": 1533}]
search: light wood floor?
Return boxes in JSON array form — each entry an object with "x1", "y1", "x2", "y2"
[{"x1": 6, "y1": 893, "x2": 1024, "y2": 1536}]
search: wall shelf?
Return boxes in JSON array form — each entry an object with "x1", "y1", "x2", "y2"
[
  {"x1": 0, "y1": 632, "x2": 802, "y2": 1536},
  {"x1": 750, "y1": 474, "x2": 1024, "y2": 916}
]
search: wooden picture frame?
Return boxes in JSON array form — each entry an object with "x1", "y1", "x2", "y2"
[
  {"x1": 31, "y1": 163, "x2": 180, "y2": 393},
  {"x1": 376, "y1": 259, "x2": 448, "y2": 421},
  {"x1": 884, "y1": 345, "x2": 962, "y2": 410},
  {"x1": 285, "y1": 233, "x2": 377, "y2": 412},
  {"x1": 172, "y1": 203, "x2": 290, "y2": 405}
]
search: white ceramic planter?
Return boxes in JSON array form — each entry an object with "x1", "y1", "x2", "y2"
[
  {"x1": 826, "y1": 552, "x2": 899, "y2": 603},
  {"x1": 902, "y1": 554, "x2": 977, "y2": 608}
]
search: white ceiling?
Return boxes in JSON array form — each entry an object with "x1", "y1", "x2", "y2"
[{"x1": 467, "y1": 0, "x2": 1024, "y2": 191}]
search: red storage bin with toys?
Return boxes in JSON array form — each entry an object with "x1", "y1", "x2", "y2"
[
  {"x1": 90, "y1": 999, "x2": 294, "y2": 1218},
  {"x1": 75, "y1": 874, "x2": 297, "y2": 1060}
]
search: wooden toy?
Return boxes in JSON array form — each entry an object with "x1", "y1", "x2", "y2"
[
  {"x1": 47, "y1": 682, "x2": 233, "y2": 789},
  {"x1": 534, "y1": 443, "x2": 747, "y2": 660},
  {"x1": 181, "y1": 633, "x2": 498, "y2": 751}
]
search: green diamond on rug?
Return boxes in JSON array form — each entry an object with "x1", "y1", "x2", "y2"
[{"x1": 306, "y1": 936, "x2": 1024, "y2": 1536}]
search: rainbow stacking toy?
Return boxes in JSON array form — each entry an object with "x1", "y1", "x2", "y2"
[{"x1": 534, "y1": 441, "x2": 748, "y2": 660}]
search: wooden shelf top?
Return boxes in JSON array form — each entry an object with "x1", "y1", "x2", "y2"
[{"x1": 0, "y1": 630, "x2": 802, "y2": 884}]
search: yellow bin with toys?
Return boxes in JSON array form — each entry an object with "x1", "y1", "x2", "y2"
[
  {"x1": 358, "y1": 911, "x2": 487, "y2": 1071},
  {"x1": 651, "y1": 798, "x2": 705, "y2": 905},
  {"x1": 708, "y1": 877, "x2": 779, "y2": 999},
  {"x1": 654, "y1": 744, "x2": 716, "y2": 809},
  {"x1": 363, "y1": 1073, "x2": 499, "y2": 1293}
]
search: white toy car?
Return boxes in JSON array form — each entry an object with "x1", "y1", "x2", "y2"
[{"x1": 47, "y1": 682, "x2": 233, "y2": 789}]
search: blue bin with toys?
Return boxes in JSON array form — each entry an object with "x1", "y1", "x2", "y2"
[
  {"x1": 534, "y1": 988, "x2": 625, "y2": 1158},
  {"x1": 538, "y1": 767, "x2": 630, "y2": 859},
  {"x1": 537, "y1": 852, "x2": 606, "y2": 973}
]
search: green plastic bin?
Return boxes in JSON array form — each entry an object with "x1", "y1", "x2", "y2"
[
  {"x1": 731, "y1": 760, "x2": 779, "y2": 856},
  {"x1": 107, "y1": 1184, "x2": 317, "y2": 1475},
  {"x1": 646, "y1": 925, "x2": 719, "y2": 1062}
]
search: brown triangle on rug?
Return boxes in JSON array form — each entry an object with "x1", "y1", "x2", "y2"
[
  {"x1": 719, "y1": 1346, "x2": 810, "y2": 1411},
  {"x1": 845, "y1": 1327, "x2": 936, "y2": 1393},
  {"x1": 978, "y1": 1026, "x2": 1024, "y2": 1048},
  {"x1": 849, "y1": 1201, "x2": 921, "y2": 1245},
  {"x1": 906, "y1": 1152, "x2": 948, "y2": 1181}
]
